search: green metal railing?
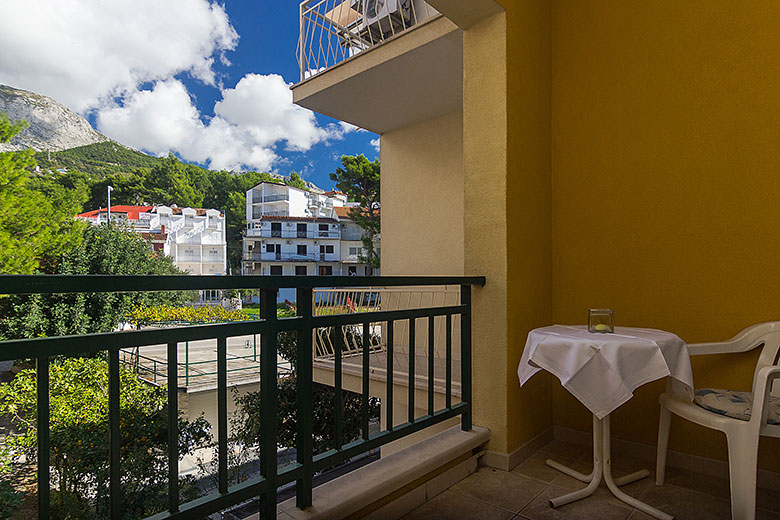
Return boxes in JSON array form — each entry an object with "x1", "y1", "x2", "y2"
[
  {"x1": 119, "y1": 344, "x2": 291, "y2": 386},
  {"x1": 0, "y1": 275, "x2": 484, "y2": 520}
]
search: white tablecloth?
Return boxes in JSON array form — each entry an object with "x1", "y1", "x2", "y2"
[{"x1": 518, "y1": 325, "x2": 693, "y2": 419}]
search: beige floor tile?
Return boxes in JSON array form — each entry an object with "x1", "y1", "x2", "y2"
[
  {"x1": 401, "y1": 489, "x2": 515, "y2": 520},
  {"x1": 757, "y1": 486, "x2": 780, "y2": 514},
  {"x1": 519, "y1": 484, "x2": 633, "y2": 520},
  {"x1": 537, "y1": 439, "x2": 589, "y2": 461},
  {"x1": 513, "y1": 450, "x2": 579, "y2": 483},
  {"x1": 660, "y1": 465, "x2": 730, "y2": 500},
  {"x1": 631, "y1": 484, "x2": 732, "y2": 520},
  {"x1": 757, "y1": 509, "x2": 780, "y2": 520},
  {"x1": 545, "y1": 453, "x2": 655, "y2": 509},
  {"x1": 450, "y1": 467, "x2": 548, "y2": 513}
]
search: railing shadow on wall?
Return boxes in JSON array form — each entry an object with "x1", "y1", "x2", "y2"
[{"x1": 0, "y1": 274, "x2": 484, "y2": 520}]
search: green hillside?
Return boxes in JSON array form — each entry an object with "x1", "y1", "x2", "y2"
[{"x1": 34, "y1": 141, "x2": 163, "y2": 178}]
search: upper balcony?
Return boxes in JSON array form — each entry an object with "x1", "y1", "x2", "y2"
[{"x1": 293, "y1": 0, "x2": 462, "y2": 133}]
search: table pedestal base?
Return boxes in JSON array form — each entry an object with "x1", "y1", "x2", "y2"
[{"x1": 546, "y1": 414, "x2": 673, "y2": 520}]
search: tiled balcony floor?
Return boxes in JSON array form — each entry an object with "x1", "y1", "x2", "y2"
[{"x1": 402, "y1": 440, "x2": 780, "y2": 520}]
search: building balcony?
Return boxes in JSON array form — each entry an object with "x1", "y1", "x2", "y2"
[
  {"x1": 243, "y1": 252, "x2": 340, "y2": 263},
  {"x1": 0, "y1": 274, "x2": 484, "y2": 519},
  {"x1": 293, "y1": 0, "x2": 461, "y2": 134},
  {"x1": 252, "y1": 194, "x2": 290, "y2": 204},
  {"x1": 244, "y1": 229, "x2": 341, "y2": 240}
]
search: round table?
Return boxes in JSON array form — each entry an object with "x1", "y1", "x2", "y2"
[{"x1": 518, "y1": 325, "x2": 694, "y2": 520}]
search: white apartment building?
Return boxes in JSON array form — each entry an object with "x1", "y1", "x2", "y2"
[
  {"x1": 77, "y1": 205, "x2": 227, "y2": 275},
  {"x1": 242, "y1": 182, "x2": 377, "y2": 279}
]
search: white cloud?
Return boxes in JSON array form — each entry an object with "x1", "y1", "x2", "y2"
[
  {"x1": 1, "y1": 2, "x2": 360, "y2": 171},
  {"x1": 370, "y1": 138, "x2": 380, "y2": 152},
  {"x1": 0, "y1": 0, "x2": 237, "y2": 112},
  {"x1": 97, "y1": 75, "x2": 357, "y2": 171}
]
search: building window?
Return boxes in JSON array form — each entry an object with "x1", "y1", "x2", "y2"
[
  {"x1": 318, "y1": 265, "x2": 333, "y2": 276},
  {"x1": 319, "y1": 224, "x2": 328, "y2": 231},
  {"x1": 349, "y1": 247, "x2": 364, "y2": 256},
  {"x1": 320, "y1": 245, "x2": 334, "y2": 254},
  {"x1": 348, "y1": 266, "x2": 357, "y2": 275},
  {"x1": 271, "y1": 222, "x2": 282, "y2": 237},
  {"x1": 297, "y1": 223, "x2": 307, "y2": 238},
  {"x1": 270, "y1": 265, "x2": 283, "y2": 275},
  {"x1": 295, "y1": 265, "x2": 307, "y2": 276},
  {"x1": 297, "y1": 244, "x2": 307, "y2": 255}
]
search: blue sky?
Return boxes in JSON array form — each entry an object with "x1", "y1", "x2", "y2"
[{"x1": 0, "y1": 1, "x2": 378, "y2": 190}]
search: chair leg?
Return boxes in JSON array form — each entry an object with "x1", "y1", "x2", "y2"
[
  {"x1": 655, "y1": 405, "x2": 671, "y2": 485},
  {"x1": 726, "y1": 431, "x2": 759, "y2": 520}
]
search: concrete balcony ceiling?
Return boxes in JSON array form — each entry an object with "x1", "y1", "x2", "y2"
[{"x1": 292, "y1": 15, "x2": 463, "y2": 135}]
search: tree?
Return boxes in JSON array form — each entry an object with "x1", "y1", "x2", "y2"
[
  {"x1": 233, "y1": 329, "x2": 379, "y2": 455},
  {"x1": 0, "y1": 113, "x2": 87, "y2": 274},
  {"x1": 0, "y1": 224, "x2": 188, "y2": 339},
  {"x1": 286, "y1": 171, "x2": 306, "y2": 190},
  {"x1": 0, "y1": 357, "x2": 211, "y2": 518},
  {"x1": 139, "y1": 155, "x2": 202, "y2": 208},
  {"x1": 329, "y1": 155, "x2": 381, "y2": 270}
]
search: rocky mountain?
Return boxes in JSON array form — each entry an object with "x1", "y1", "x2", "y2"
[{"x1": 0, "y1": 84, "x2": 110, "y2": 152}]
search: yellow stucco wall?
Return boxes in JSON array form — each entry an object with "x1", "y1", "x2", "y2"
[
  {"x1": 502, "y1": 0, "x2": 554, "y2": 455},
  {"x1": 463, "y1": 12, "x2": 511, "y2": 456},
  {"x1": 381, "y1": 110, "x2": 464, "y2": 276},
  {"x1": 547, "y1": 1, "x2": 780, "y2": 468}
]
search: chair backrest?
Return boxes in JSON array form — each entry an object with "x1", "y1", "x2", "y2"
[{"x1": 755, "y1": 332, "x2": 780, "y2": 398}]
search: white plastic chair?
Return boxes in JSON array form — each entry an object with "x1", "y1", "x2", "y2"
[{"x1": 656, "y1": 322, "x2": 780, "y2": 520}]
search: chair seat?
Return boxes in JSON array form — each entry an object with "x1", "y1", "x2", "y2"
[{"x1": 694, "y1": 388, "x2": 780, "y2": 425}]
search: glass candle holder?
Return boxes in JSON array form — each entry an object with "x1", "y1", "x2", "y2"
[{"x1": 589, "y1": 308, "x2": 614, "y2": 333}]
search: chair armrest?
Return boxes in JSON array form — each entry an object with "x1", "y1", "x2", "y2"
[
  {"x1": 687, "y1": 324, "x2": 780, "y2": 356},
  {"x1": 749, "y1": 365, "x2": 780, "y2": 426}
]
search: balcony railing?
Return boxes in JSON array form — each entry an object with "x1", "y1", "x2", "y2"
[
  {"x1": 252, "y1": 194, "x2": 290, "y2": 204},
  {"x1": 298, "y1": 0, "x2": 440, "y2": 81},
  {"x1": 244, "y1": 252, "x2": 339, "y2": 262},
  {"x1": 0, "y1": 274, "x2": 483, "y2": 520},
  {"x1": 245, "y1": 229, "x2": 341, "y2": 239}
]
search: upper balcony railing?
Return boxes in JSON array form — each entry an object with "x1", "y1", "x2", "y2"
[
  {"x1": 252, "y1": 194, "x2": 290, "y2": 204},
  {"x1": 298, "y1": 0, "x2": 440, "y2": 81},
  {"x1": 0, "y1": 274, "x2": 483, "y2": 520},
  {"x1": 245, "y1": 228, "x2": 341, "y2": 240}
]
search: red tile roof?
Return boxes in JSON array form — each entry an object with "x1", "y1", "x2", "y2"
[
  {"x1": 139, "y1": 232, "x2": 168, "y2": 241},
  {"x1": 77, "y1": 205, "x2": 154, "y2": 220},
  {"x1": 334, "y1": 206, "x2": 378, "y2": 219}
]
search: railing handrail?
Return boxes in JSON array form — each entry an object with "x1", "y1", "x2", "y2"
[
  {"x1": 0, "y1": 275, "x2": 486, "y2": 294},
  {"x1": 0, "y1": 275, "x2": 482, "y2": 519}
]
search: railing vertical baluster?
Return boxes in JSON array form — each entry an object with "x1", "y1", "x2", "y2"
[
  {"x1": 167, "y1": 342, "x2": 179, "y2": 512},
  {"x1": 185, "y1": 341, "x2": 189, "y2": 386},
  {"x1": 217, "y1": 337, "x2": 228, "y2": 494},
  {"x1": 108, "y1": 349, "x2": 121, "y2": 517},
  {"x1": 260, "y1": 288, "x2": 279, "y2": 518},
  {"x1": 445, "y1": 314, "x2": 452, "y2": 410},
  {"x1": 36, "y1": 357, "x2": 49, "y2": 520},
  {"x1": 408, "y1": 318, "x2": 415, "y2": 423},
  {"x1": 428, "y1": 316, "x2": 435, "y2": 417},
  {"x1": 460, "y1": 285, "x2": 472, "y2": 430},
  {"x1": 296, "y1": 287, "x2": 314, "y2": 509},
  {"x1": 334, "y1": 324, "x2": 343, "y2": 449},
  {"x1": 386, "y1": 320, "x2": 394, "y2": 431},
  {"x1": 361, "y1": 321, "x2": 370, "y2": 440}
]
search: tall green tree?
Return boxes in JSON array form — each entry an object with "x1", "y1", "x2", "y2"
[
  {"x1": 0, "y1": 224, "x2": 187, "y2": 339},
  {"x1": 329, "y1": 154, "x2": 381, "y2": 269},
  {"x1": 140, "y1": 155, "x2": 202, "y2": 208},
  {"x1": 0, "y1": 357, "x2": 211, "y2": 519},
  {"x1": 0, "y1": 113, "x2": 87, "y2": 274}
]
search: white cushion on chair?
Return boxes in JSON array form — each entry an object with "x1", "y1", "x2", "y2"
[{"x1": 694, "y1": 388, "x2": 780, "y2": 425}]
